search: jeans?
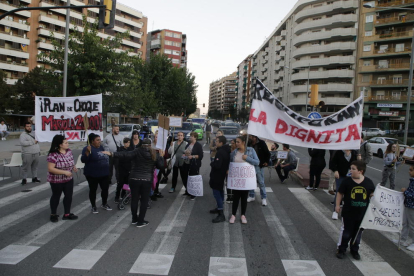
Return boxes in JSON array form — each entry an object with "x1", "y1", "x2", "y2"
[
  {"x1": 337, "y1": 216, "x2": 364, "y2": 253},
  {"x1": 86, "y1": 175, "x2": 109, "y2": 207},
  {"x1": 50, "y1": 179, "x2": 74, "y2": 214},
  {"x1": 333, "y1": 176, "x2": 346, "y2": 211},
  {"x1": 0, "y1": 131, "x2": 9, "y2": 138},
  {"x1": 401, "y1": 207, "x2": 414, "y2": 242},
  {"x1": 212, "y1": 188, "x2": 224, "y2": 210},
  {"x1": 249, "y1": 167, "x2": 266, "y2": 199},
  {"x1": 129, "y1": 179, "x2": 151, "y2": 223},
  {"x1": 275, "y1": 164, "x2": 296, "y2": 182}
]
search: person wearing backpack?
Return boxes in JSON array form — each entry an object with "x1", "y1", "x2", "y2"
[{"x1": 358, "y1": 133, "x2": 373, "y2": 165}]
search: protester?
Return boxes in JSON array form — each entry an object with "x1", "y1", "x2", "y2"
[
  {"x1": 47, "y1": 135, "x2": 78, "y2": 222},
  {"x1": 335, "y1": 160, "x2": 375, "y2": 260},
  {"x1": 129, "y1": 130, "x2": 141, "y2": 149},
  {"x1": 81, "y1": 133, "x2": 111, "y2": 214},
  {"x1": 229, "y1": 135, "x2": 260, "y2": 224},
  {"x1": 205, "y1": 120, "x2": 213, "y2": 144},
  {"x1": 209, "y1": 136, "x2": 231, "y2": 223},
  {"x1": 230, "y1": 139, "x2": 237, "y2": 152},
  {"x1": 269, "y1": 143, "x2": 278, "y2": 166},
  {"x1": 226, "y1": 138, "x2": 237, "y2": 203},
  {"x1": 358, "y1": 133, "x2": 373, "y2": 165},
  {"x1": 20, "y1": 122, "x2": 41, "y2": 185},
  {"x1": 104, "y1": 138, "x2": 164, "y2": 227},
  {"x1": 210, "y1": 130, "x2": 223, "y2": 162},
  {"x1": 397, "y1": 165, "x2": 414, "y2": 251},
  {"x1": 103, "y1": 125, "x2": 124, "y2": 184},
  {"x1": 182, "y1": 132, "x2": 204, "y2": 200},
  {"x1": 380, "y1": 143, "x2": 404, "y2": 190},
  {"x1": 160, "y1": 134, "x2": 173, "y2": 183},
  {"x1": 0, "y1": 120, "x2": 9, "y2": 140},
  {"x1": 331, "y1": 149, "x2": 357, "y2": 220},
  {"x1": 151, "y1": 130, "x2": 165, "y2": 200},
  {"x1": 114, "y1": 137, "x2": 132, "y2": 203},
  {"x1": 306, "y1": 148, "x2": 326, "y2": 191},
  {"x1": 247, "y1": 135, "x2": 270, "y2": 206},
  {"x1": 275, "y1": 144, "x2": 297, "y2": 184},
  {"x1": 328, "y1": 150, "x2": 337, "y2": 195},
  {"x1": 168, "y1": 132, "x2": 188, "y2": 193}
]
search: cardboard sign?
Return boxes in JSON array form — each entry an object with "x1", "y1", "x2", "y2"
[
  {"x1": 403, "y1": 147, "x2": 414, "y2": 159},
  {"x1": 227, "y1": 162, "x2": 257, "y2": 190},
  {"x1": 158, "y1": 114, "x2": 170, "y2": 129},
  {"x1": 169, "y1": 116, "x2": 182, "y2": 127},
  {"x1": 187, "y1": 175, "x2": 203, "y2": 196},
  {"x1": 277, "y1": 151, "x2": 288, "y2": 159}
]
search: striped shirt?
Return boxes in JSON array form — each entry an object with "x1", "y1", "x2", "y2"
[{"x1": 47, "y1": 149, "x2": 75, "y2": 183}]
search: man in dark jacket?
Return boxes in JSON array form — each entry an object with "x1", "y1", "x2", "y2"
[
  {"x1": 247, "y1": 135, "x2": 270, "y2": 206},
  {"x1": 306, "y1": 148, "x2": 326, "y2": 191},
  {"x1": 209, "y1": 136, "x2": 231, "y2": 223}
]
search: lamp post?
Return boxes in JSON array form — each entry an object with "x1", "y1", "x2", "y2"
[
  {"x1": 284, "y1": 64, "x2": 311, "y2": 115},
  {"x1": 363, "y1": 3, "x2": 413, "y2": 144}
]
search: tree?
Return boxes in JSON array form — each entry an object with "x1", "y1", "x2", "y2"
[{"x1": 0, "y1": 70, "x2": 15, "y2": 114}]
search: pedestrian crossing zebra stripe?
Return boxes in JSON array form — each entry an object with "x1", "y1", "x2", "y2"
[{"x1": 0, "y1": 182, "x2": 50, "y2": 207}]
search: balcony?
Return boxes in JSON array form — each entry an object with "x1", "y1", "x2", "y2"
[
  {"x1": 361, "y1": 46, "x2": 411, "y2": 58},
  {"x1": 369, "y1": 30, "x2": 413, "y2": 42},
  {"x1": 376, "y1": 13, "x2": 414, "y2": 26},
  {"x1": 38, "y1": 28, "x2": 66, "y2": 39},
  {"x1": 292, "y1": 42, "x2": 356, "y2": 58},
  {"x1": 294, "y1": 14, "x2": 357, "y2": 35},
  {"x1": 0, "y1": 46, "x2": 29, "y2": 59},
  {"x1": 0, "y1": 2, "x2": 31, "y2": 17},
  {"x1": 369, "y1": 79, "x2": 413, "y2": 87},
  {"x1": 377, "y1": 0, "x2": 414, "y2": 8},
  {"x1": 359, "y1": 63, "x2": 410, "y2": 72},
  {"x1": 276, "y1": 36, "x2": 282, "y2": 42},
  {"x1": 294, "y1": 0, "x2": 358, "y2": 22},
  {"x1": 281, "y1": 30, "x2": 287, "y2": 37},
  {"x1": 292, "y1": 56, "x2": 355, "y2": 69},
  {"x1": 367, "y1": 95, "x2": 412, "y2": 102},
  {"x1": 6, "y1": 78, "x2": 18, "y2": 85},
  {"x1": 290, "y1": 96, "x2": 350, "y2": 105},
  {"x1": 0, "y1": 61, "x2": 29, "y2": 73},
  {"x1": 291, "y1": 83, "x2": 353, "y2": 93},
  {"x1": 39, "y1": 15, "x2": 84, "y2": 30},
  {"x1": 292, "y1": 28, "x2": 357, "y2": 46},
  {"x1": 290, "y1": 69, "x2": 354, "y2": 81},
  {"x1": 0, "y1": 19, "x2": 30, "y2": 32},
  {"x1": 39, "y1": 1, "x2": 83, "y2": 20},
  {"x1": 0, "y1": 32, "x2": 30, "y2": 45}
]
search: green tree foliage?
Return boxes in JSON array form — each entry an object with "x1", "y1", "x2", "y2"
[{"x1": 0, "y1": 70, "x2": 15, "y2": 114}]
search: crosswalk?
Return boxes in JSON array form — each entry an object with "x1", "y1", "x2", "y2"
[{"x1": 0, "y1": 171, "x2": 413, "y2": 275}]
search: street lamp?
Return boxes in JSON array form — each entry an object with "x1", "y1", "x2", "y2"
[
  {"x1": 363, "y1": 3, "x2": 413, "y2": 145},
  {"x1": 284, "y1": 64, "x2": 311, "y2": 115}
]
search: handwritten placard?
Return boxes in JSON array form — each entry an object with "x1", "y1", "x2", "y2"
[
  {"x1": 169, "y1": 116, "x2": 182, "y2": 127},
  {"x1": 403, "y1": 147, "x2": 414, "y2": 159},
  {"x1": 187, "y1": 175, "x2": 203, "y2": 196},
  {"x1": 227, "y1": 162, "x2": 257, "y2": 190},
  {"x1": 277, "y1": 151, "x2": 288, "y2": 159}
]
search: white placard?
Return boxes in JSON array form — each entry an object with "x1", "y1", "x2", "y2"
[
  {"x1": 227, "y1": 162, "x2": 257, "y2": 190},
  {"x1": 360, "y1": 184, "x2": 405, "y2": 233},
  {"x1": 277, "y1": 151, "x2": 288, "y2": 159},
  {"x1": 156, "y1": 127, "x2": 169, "y2": 151},
  {"x1": 35, "y1": 94, "x2": 103, "y2": 142},
  {"x1": 169, "y1": 116, "x2": 182, "y2": 127},
  {"x1": 403, "y1": 147, "x2": 414, "y2": 159},
  {"x1": 187, "y1": 175, "x2": 203, "y2": 196}
]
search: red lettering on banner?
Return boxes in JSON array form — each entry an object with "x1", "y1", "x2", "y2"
[
  {"x1": 41, "y1": 114, "x2": 102, "y2": 131},
  {"x1": 345, "y1": 124, "x2": 360, "y2": 141},
  {"x1": 66, "y1": 132, "x2": 80, "y2": 140},
  {"x1": 295, "y1": 129, "x2": 307, "y2": 142},
  {"x1": 286, "y1": 126, "x2": 299, "y2": 137},
  {"x1": 320, "y1": 130, "x2": 335, "y2": 144},
  {"x1": 275, "y1": 119, "x2": 288, "y2": 134},
  {"x1": 335, "y1": 128, "x2": 347, "y2": 143},
  {"x1": 306, "y1": 129, "x2": 322, "y2": 143},
  {"x1": 257, "y1": 112, "x2": 267, "y2": 125},
  {"x1": 249, "y1": 109, "x2": 257, "y2": 122}
]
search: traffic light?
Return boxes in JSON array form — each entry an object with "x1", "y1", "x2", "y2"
[
  {"x1": 98, "y1": 0, "x2": 116, "y2": 29},
  {"x1": 203, "y1": 103, "x2": 205, "y2": 107},
  {"x1": 309, "y1": 84, "x2": 319, "y2": 106}
]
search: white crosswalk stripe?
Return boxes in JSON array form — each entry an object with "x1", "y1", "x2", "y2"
[{"x1": 0, "y1": 182, "x2": 51, "y2": 207}]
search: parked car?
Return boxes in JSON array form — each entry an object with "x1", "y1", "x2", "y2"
[
  {"x1": 363, "y1": 128, "x2": 386, "y2": 137},
  {"x1": 117, "y1": 124, "x2": 141, "y2": 138},
  {"x1": 188, "y1": 123, "x2": 203, "y2": 140},
  {"x1": 222, "y1": 122, "x2": 241, "y2": 131},
  {"x1": 217, "y1": 126, "x2": 239, "y2": 144},
  {"x1": 367, "y1": 137, "x2": 407, "y2": 158},
  {"x1": 171, "y1": 122, "x2": 193, "y2": 141}
]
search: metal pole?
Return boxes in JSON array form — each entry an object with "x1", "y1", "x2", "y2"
[
  {"x1": 304, "y1": 64, "x2": 310, "y2": 116},
  {"x1": 404, "y1": 27, "x2": 414, "y2": 145},
  {"x1": 63, "y1": 0, "x2": 71, "y2": 97}
]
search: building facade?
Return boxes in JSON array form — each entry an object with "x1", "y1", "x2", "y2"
[
  {"x1": 1, "y1": 0, "x2": 147, "y2": 84},
  {"x1": 146, "y1": 29, "x2": 187, "y2": 68},
  {"x1": 208, "y1": 72, "x2": 237, "y2": 117},
  {"x1": 251, "y1": 0, "x2": 358, "y2": 116},
  {"x1": 236, "y1": 54, "x2": 252, "y2": 113}
]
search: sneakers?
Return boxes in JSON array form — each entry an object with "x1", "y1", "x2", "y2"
[
  {"x1": 226, "y1": 196, "x2": 233, "y2": 203},
  {"x1": 247, "y1": 197, "x2": 255, "y2": 203},
  {"x1": 50, "y1": 214, "x2": 59, "y2": 223},
  {"x1": 131, "y1": 218, "x2": 138, "y2": 225},
  {"x1": 392, "y1": 239, "x2": 411, "y2": 247},
  {"x1": 92, "y1": 206, "x2": 99, "y2": 214},
  {"x1": 183, "y1": 191, "x2": 190, "y2": 196},
  {"x1": 229, "y1": 215, "x2": 236, "y2": 224},
  {"x1": 241, "y1": 215, "x2": 247, "y2": 224},
  {"x1": 328, "y1": 190, "x2": 335, "y2": 195},
  {"x1": 281, "y1": 179, "x2": 286, "y2": 184},
  {"x1": 21, "y1": 179, "x2": 27, "y2": 185},
  {"x1": 155, "y1": 193, "x2": 164, "y2": 198},
  {"x1": 305, "y1": 186, "x2": 313, "y2": 190},
  {"x1": 137, "y1": 221, "x2": 149, "y2": 228},
  {"x1": 332, "y1": 211, "x2": 339, "y2": 220},
  {"x1": 336, "y1": 251, "x2": 345, "y2": 259},
  {"x1": 32, "y1": 177, "x2": 41, "y2": 183},
  {"x1": 190, "y1": 195, "x2": 196, "y2": 200},
  {"x1": 210, "y1": 208, "x2": 219, "y2": 214},
  {"x1": 101, "y1": 204, "x2": 112, "y2": 211},
  {"x1": 62, "y1": 213, "x2": 78, "y2": 220},
  {"x1": 262, "y1": 198, "x2": 267, "y2": 206},
  {"x1": 212, "y1": 210, "x2": 225, "y2": 223},
  {"x1": 407, "y1": 243, "x2": 414, "y2": 251},
  {"x1": 169, "y1": 188, "x2": 175, "y2": 193},
  {"x1": 351, "y1": 251, "x2": 361, "y2": 260}
]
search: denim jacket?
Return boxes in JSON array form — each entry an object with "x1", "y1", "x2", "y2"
[
  {"x1": 404, "y1": 177, "x2": 414, "y2": 209},
  {"x1": 230, "y1": 147, "x2": 260, "y2": 174}
]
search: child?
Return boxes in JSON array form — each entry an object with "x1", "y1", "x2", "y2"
[
  {"x1": 115, "y1": 138, "x2": 132, "y2": 203},
  {"x1": 399, "y1": 165, "x2": 414, "y2": 251},
  {"x1": 335, "y1": 160, "x2": 375, "y2": 260}
]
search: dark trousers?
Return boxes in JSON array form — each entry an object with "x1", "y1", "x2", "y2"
[
  {"x1": 232, "y1": 190, "x2": 249, "y2": 216},
  {"x1": 182, "y1": 163, "x2": 199, "y2": 193},
  {"x1": 109, "y1": 157, "x2": 119, "y2": 182},
  {"x1": 116, "y1": 171, "x2": 129, "y2": 199},
  {"x1": 50, "y1": 179, "x2": 74, "y2": 214},
  {"x1": 129, "y1": 179, "x2": 151, "y2": 223},
  {"x1": 338, "y1": 216, "x2": 364, "y2": 253},
  {"x1": 172, "y1": 165, "x2": 186, "y2": 189},
  {"x1": 154, "y1": 168, "x2": 165, "y2": 194},
  {"x1": 86, "y1": 175, "x2": 109, "y2": 207},
  {"x1": 275, "y1": 164, "x2": 296, "y2": 181},
  {"x1": 309, "y1": 166, "x2": 325, "y2": 188}
]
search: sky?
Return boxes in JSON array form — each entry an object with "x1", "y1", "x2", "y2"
[{"x1": 120, "y1": 0, "x2": 297, "y2": 115}]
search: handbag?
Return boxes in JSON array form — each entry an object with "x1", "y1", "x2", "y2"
[
  {"x1": 187, "y1": 160, "x2": 203, "y2": 197},
  {"x1": 112, "y1": 134, "x2": 121, "y2": 152},
  {"x1": 167, "y1": 141, "x2": 183, "y2": 170}
]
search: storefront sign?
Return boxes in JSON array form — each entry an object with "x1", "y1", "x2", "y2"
[
  {"x1": 389, "y1": 117, "x2": 405, "y2": 121},
  {"x1": 377, "y1": 103, "x2": 403, "y2": 108},
  {"x1": 378, "y1": 111, "x2": 399, "y2": 117}
]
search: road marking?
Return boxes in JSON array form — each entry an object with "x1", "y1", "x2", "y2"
[
  {"x1": 367, "y1": 166, "x2": 382, "y2": 173},
  {"x1": 0, "y1": 182, "x2": 50, "y2": 206},
  {"x1": 0, "y1": 245, "x2": 39, "y2": 265},
  {"x1": 282, "y1": 260, "x2": 326, "y2": 276},
  {"x1": 255, "y1": 187, "x2": 273, "y2": 193},
  {"x1": 209, "y1": 257, "x2": 248, "y2": 276},
  {"x1": 129, "y1": 187, "x2": 195, "y2": 275},
  {"x1": 353, "y1": 262, "x2": 400, "y2": 276},
  {"x1": 0, "y1": 177, "x2": 11, "y2": 182}
]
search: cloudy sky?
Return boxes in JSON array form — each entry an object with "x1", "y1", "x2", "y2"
[{"x1": 120, "y1": 0, "x2": 297, "y2": 115}]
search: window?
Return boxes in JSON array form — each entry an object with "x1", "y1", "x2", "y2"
[
  {"x1": 363, "y1": 45, "x2": 371, "y2": 52},
  {"x1": 393, "y1": 75, "x2": 402, "y2": 84},
  {"x1": 164, "y1": 49, "x2": 172, "y2": 54},
  {"x1": 173, "y1": 33, "x2": 181, "y2": 38},
  {"x1": 174, "y1": 42, "x2": 180, "y2": 47},
  {"x1": 366, "y1": 15, "x2": 374, "y2": 23},
  {"x1": 363, "y1": 60, "x2": 371, "y2": 66},
  {"x1": 311, "y1": 41, "x2": 320, "y2": 46},
  {"x1": 165, "y1": 32, "x2": 173, "y2": 37},
  {"x1": 172, "y1": 50, "x2": 180, "y2": 56},
  {"x1": 165, "y1": 40, "x2": 172, "y2": 46},
  {"x1": 311, "y1": 55, "x2": 319, "y2": 59},
  {"x1": 378, "y1": 60, "x2": 388, "y2": 68},
  {"x1": 172, "y1": 59, "x2": 180, "y2": 64},
  {"x1": 395, "y1": 43, "x2": 404, "y2": 52},
  {"x1": 377, "y1": 77, "x2": 386, "y2": 84},
  {"x1": 313, "y1": 17, "x2": 322, "y2": 20},
  {"x1": 365, "y1": 31, "x2": 372, "y2": 37}
]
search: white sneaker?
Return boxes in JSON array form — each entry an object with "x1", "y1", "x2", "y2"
[
  {"x1": 262, "y1": 198, "x2": 267, "y2": 206},
  {"x1": 305, "y1": 186, "x2": 313, "y2": 190},
  {"x1": 407, "y1": 243, "x2": 414, "y2": 251},
  {"x1": 332, "y1": 211, "x2": 338, "y2": 220},
  {"x1": 392, "y1": 239, "x2": 411, "y2": 247},
  {"x1": 247, "y1": 197, "x2": 255, "y2": 203}
]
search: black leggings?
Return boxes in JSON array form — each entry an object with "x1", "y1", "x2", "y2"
[
  {"x1": 309, "y1": 166, "x2": 324, "y2": 188},
  {"x1": 129, "y1": 179, "x2": 151, "y2": 223},
  {"x1": 232, "y1": 190, "x2": 249, "y2": 216},
  {"x1": 86, "y1": 176, "x2": 109, "y2": 207},
  {"x1": 50, "y1": 179, "x2": 74, "y2": 215},
  {"x1": 172, "y1": 166, "x2": 186, "y2": 189}
]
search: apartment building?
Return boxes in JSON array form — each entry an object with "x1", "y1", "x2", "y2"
[
  {"x1": 236, "y1": 54, "x2": 252, "y2": 112},
  {"x1": 357, "y1": 0, "x2": 414, "y2": 131},
  {"x1": 146, "y1": 29, "x2": 187, "y2": 68},
  {"x1": 0, "y1": 0, "x2": 147, "y2": 84},
  {"x1": 208, "y1": 72, "x2": 237, "y2": 117},
  {"x1": 251, "y1": 0, "x2": 358, "y2": 116}
]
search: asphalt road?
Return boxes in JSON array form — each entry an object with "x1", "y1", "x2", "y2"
[{"x1": 0, "y1": 137, "x2": 413, "y2": 276}]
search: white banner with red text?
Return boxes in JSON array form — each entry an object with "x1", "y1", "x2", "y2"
[
  {"x1": 247, "y1": 79, "x2": 363, "y2": 150},
  {"x1": 35, "y1": 94, "x2": 103, "y2": 142},
  {"x1": 227, "y1": 162, "x2": 257, "y2": 190}
]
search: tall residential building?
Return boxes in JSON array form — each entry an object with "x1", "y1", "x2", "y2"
[
  {"x1": 251, "y1": 0, "x2": 358, "y2": 116},
  {"x1": 208, "y1": 72, "x2": 237, "y2": 117},
  {"x1": 1, "y1": 0, "x2": 147, "y2": 84},
  {"x1": 236, "y1": 54, "x2": 252, "y2": 112},
  {"x1": 356, "y1": 0, "x2": 414, "y2": 131},
  {"x1": 146, "y1": 29, "x2": 187, "y2": 68}
]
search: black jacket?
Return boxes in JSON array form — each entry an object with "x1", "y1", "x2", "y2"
[
  {"x1": 308, "y1": 148, "x2": 326, "y2": 168},
  {"x1": 113, "y1": 147, "x2": 164, "y2": 181},
  {"x1": 185, "y1": 142, "x2": 204, "y2": 168},
  {"x1": 330, "y1": 150, "x2": 357, "y2": 178},
  {"x1": 118, "y1": 146, "x2": 133, "y2": 175},
  {"x1": 209, "y1": 144, "x2": 231, "y2": 190},
  {"x1": 249, "y1": 139, "x2": 270, "y2": 168}
]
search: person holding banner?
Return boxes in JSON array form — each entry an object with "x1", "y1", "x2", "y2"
[
  {"x1": 168, "y1": 132, "x2": 188, "y2": 193},
  {"x1": 229, "y1": 135, "x2": 260, "y2": 224},
  {"x1": 381, "y1": 143, "x2": 404, "y2": 190},
  {"x1": 335, "y1": 160, "x2": 375, "y2": 260},
  {"x1": 306, "y1": 148, "x2": 326, "y2": 191},
  {"x1": 399, "y1": 165, "x2": 414, "y2": 250},
  {"x1": 182, "y1": 132, "x2": 204, "y2": 200}
]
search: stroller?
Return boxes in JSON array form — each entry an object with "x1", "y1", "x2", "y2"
[{"x1": 118, "y1": 184, "x2": 132, "y2": 210}]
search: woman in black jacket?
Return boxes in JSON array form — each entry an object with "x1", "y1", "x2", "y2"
[
  {"x1": 182, "y1": 132, "x2": 204, "y2": 200},
  {"x1": 103, "y1": 138, "x2": 164, "y2": 227},
  {"x1": 306, "y1": 148, "x2": 326, "y2": 191}
]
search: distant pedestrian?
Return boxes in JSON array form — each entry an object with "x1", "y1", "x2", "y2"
[
  {"x1": 81, "y1": 133, "x2": 112, "y2": 214},
  {"x1": 210, "y1": 130, "x2": 223, "y2": 162},
  {"x1": 380, "y1": 143, "x2": 404, "y2": 190},
  {"x1": 103, "y1": 125, "x2": 124, "y2": 184},
  {"x1": 328, "y1": 150, "x2": 337, "y2": 195},
  {"x1": 397, "y1": 165, "x2": 414, "y2": 251},
  {"x1": 168, "y1": 132, "x2": 187, "y2": 193},
  {"x1": 205, "y1": 120, "x2": 213, "y2": 144},
  {"x1": 114, "y1": 137, "x2": 132, "y2": 203},
  {"x1": 20, "y1": 122, "x2": 41, "y2": 185},
  {"x1": 47, "y1": 135, "x2": 78, "y2": 222},
  {"x1": 0, "y1": 120, "x2": 9, "y2": 140},
  {"x1": 275, "y1": 144, "x2": 297, "y2": 184},
  {"x1": 229, "y1": 135, "x2": 260, "y2": 224},
  {"x1": 182, "y1": 132, "x2": 204, "y2": 200},
  {"x1": 306, "y1": 148, "x2": 326, "y2": 191},
  {"x1": 358, "y1": 133, "x2": 373, "y2": 165}
]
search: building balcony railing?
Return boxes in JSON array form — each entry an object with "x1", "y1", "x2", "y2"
[
  {"x1": 367, "y1": 95, "x2": 413, "y2": 102},
  {"x1": 369, "y1": 79, "x2": 412, "y2": 85},
  {"x1": 292, "y1": 42, "x2": 356, "y2": 59},
  {"x1": 294, "y1": 0, "x2": 358, "y2": 22},
  {"x1": 376, "y1": 13, "x2": 414, "y2": 25},
  {"x1": 377, "y1": 0, "x2": 414, "y2": 8},
  {"x1": 370, "y1": 30, "x2": 413, "y2": 41},
  {"x1": 359, "y1": 63, "x2": 410, "y2": 71},
  {"x1": 363, "y1": 47, "x2": 412, "y2": 57},
  {"x1": 293, "y1": 14, "x2": 357, "y2": 35}
]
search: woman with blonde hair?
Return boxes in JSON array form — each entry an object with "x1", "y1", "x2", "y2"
[{"x1": 381, "y1": 143, "x2": 404, "y2": 190}]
